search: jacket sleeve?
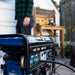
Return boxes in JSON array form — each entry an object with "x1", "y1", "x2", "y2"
[{"x1": 25, "y1": 0, "x2": 34, "y2": 17}]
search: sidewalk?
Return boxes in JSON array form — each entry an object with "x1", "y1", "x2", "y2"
[{"x1": 55, "y1": 57, "x2": 75, "y2": 75}]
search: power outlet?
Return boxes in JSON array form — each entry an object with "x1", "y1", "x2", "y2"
[{"x1": 40, "y1": 51, "x2": 46, "y2": 60}]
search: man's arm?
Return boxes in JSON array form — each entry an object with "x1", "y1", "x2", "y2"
[
  {"x1": 23, "y1": 0, "x2": 33, "y2": 26},
  {"x1": 25, "y1": 0, "x2": 34, "y2": 17}
]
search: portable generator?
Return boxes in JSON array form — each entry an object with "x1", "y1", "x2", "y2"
[{"x1": 0, "y1": 34, "x2": 55, "y2": 75}]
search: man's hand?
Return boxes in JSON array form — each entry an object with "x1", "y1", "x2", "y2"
[{"x1": 23, "y1": 17, "x2": 30, "y2": 26}]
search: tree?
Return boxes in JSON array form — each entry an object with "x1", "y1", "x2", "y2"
[{"x1": 51, "y1": 0, "x2": 60, "y2": 10}]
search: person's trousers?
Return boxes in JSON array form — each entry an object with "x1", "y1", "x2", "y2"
[{"x1": 16, "y1": 18, "x2": 34, "y2": 35}]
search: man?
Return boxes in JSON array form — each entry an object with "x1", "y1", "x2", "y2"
[{"x1": 15, "y1": 0, "x2": 34, "y2": 35}]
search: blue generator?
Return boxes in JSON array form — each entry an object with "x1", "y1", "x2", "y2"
[{"x1": 0, "y1": 34, "x2": 54, "y2": 75}]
